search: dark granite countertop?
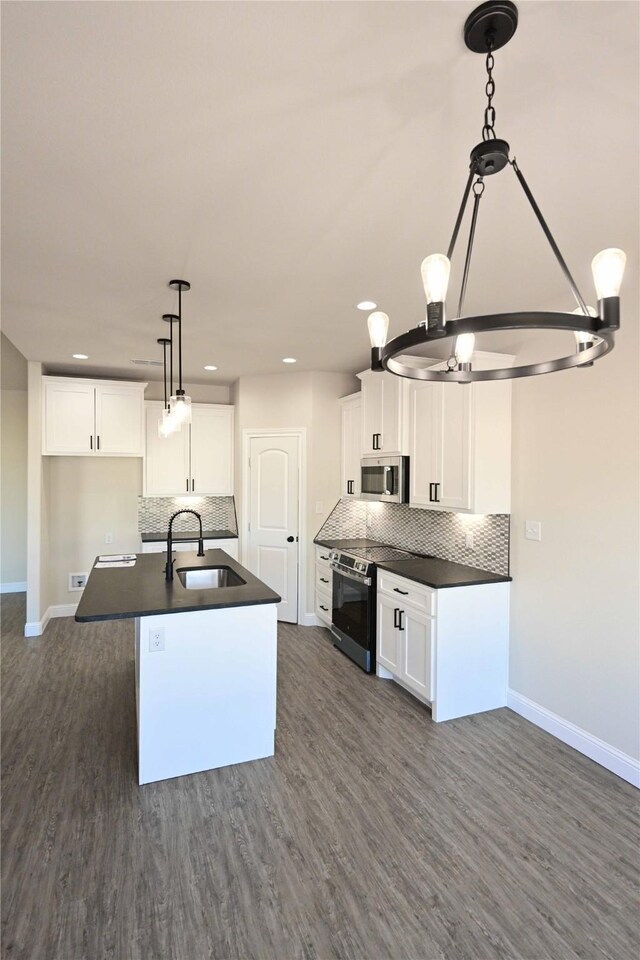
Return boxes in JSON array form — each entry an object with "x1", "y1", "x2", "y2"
[
  {"x1": 75, "y1": 549, "x2": 280, "y2": 623},
  {"x1": 314, "y1": 537, "x2": 510, "y2": 588},
  {"x1": 141, "y1": 529, "x2": 237, "y2": 543},
  {"x1": 376, "y1": 556, "x2": 511, "y2": 589}
]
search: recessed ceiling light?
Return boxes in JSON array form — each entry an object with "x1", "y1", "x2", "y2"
[
  {"x1": 282, "y1": 357, "x2": 297, "y2": 364},
  {"x1": 357, "y1": 301, "x2": 377, "y2": 311},
  {"x1": 72, "y1": 354, "x2": 89, "y2": 360},
  {"x1": 204, "y1": 365, "x2": 218, "y2": 371}
]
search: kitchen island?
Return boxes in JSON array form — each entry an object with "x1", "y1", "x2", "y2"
[{"x1": 76, "y1": 549, "x2": 280, "y2": 784}]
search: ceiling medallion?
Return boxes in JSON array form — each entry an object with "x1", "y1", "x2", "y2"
[{"x1": 367, "y1": 0, "x2": 626, "y2": 382}]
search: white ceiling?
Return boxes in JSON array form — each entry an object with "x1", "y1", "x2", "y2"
[{"x1": 1, "y1": 1, "x2": 638, "y2": 386}]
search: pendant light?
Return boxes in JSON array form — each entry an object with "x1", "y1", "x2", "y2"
[
  {"x1": 157, "y1": 336, "x2": 173, "y2": 438},
  {"x1": 160, "y1": 311, "x2": 180, "y2": 435},
  {"x1": 367, "y1": 1, "x2": 625, "y2": 382},
  {"x1": 168, "y1": 279, "x2": 192, "y2": 426}
]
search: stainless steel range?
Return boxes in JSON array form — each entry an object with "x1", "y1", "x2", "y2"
[{"x1": 329, "y1": 543, "x2": 417, "y2": 673}]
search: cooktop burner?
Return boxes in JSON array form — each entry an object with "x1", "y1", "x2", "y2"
[{"x1": 355, "y1": 546, "x2": 417, "y2": 562}]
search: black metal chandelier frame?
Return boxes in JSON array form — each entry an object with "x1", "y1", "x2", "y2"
[{"x1": 371, "y1": 0, "x2": 621, "y2": 383}]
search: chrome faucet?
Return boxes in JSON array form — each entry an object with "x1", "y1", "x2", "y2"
[{"x1": 165, "y1": 509, "x2": 205, "y2": 581}]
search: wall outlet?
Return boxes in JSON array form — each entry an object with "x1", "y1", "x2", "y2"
[
  {"x1": 525, "y1": 520, "x2": 542, "y2": 541},
  {"x1": 148, "y1": 627, "x2": 165, "y2": 653},
  {"x1": 465, "y1": 532, "x2": 474, "y2": 550},
  {"x1": 69, "y1": 573, "x2": 88, "y2": 591},
  {"x1": 104, "y1": 533, "x2": 113, "y2": 544}
]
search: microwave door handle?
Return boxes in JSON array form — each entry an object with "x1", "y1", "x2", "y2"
[{"x1": 383, "y1": 465, "x2": 393, "y2": 496}]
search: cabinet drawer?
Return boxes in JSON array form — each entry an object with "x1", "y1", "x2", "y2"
[
  {"x1": 315, "y1": 588, "x2": 332, "y2": 626},
  {"x1": 376, "y1": 570, "x2": 435, "y2": 616},
  {"x1": 315, "y1": 546, "x2": 332, "y2": 567},
  {"x1": 315, "y1": 565, "x2": 333, "y2": 595}
]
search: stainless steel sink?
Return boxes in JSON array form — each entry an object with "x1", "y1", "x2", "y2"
[{"x1": 177, "y1": 566, "x2": 246, "y2": 590}]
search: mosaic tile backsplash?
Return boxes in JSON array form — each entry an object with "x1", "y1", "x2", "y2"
[
  {"x1": 138, "y1": 496, "x2": 238, "y2": 534},
  {"x1": 316, "y1": 499, "x2": 510, "y2": 576}
]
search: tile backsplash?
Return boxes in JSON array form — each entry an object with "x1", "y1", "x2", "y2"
[
  {"x1": 138, "y1": 496, "x2": 238, "y2": 534},
  {"x1": 316, "y1": 499, "x2": 509, "y2": 575}
]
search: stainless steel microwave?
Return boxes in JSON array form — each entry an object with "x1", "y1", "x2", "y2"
[{"x1": 360, "y1": 456, "x2": 409, "y2": 503}]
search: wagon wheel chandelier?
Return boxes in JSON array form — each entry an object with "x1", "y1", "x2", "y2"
[{"x1": 367, "y1": 0, "x2": 626, "y2": 382}]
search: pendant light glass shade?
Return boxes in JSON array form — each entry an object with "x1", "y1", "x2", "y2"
[
  {"x1": 367, "y1": 311, "x2": 390, "y2": 348},
  {"x1": 170, "y1": 393, "x2": 192, "y2": 426},
  {"x1": 591, "y1": 248, "x2": 626, "y2": 299},
  {"x1": 158, "y1": 407, "x2": 174, "y2": 438}
]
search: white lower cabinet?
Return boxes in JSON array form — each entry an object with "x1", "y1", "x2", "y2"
[
  {"x1": 377, "y1": 587, "x2": 434, "y2": 699},
  {"x1": 376, "y1": 569, "x2": 509, "y2": 722},
  {"x1": 314, "y1": 546, "x2": 333, "y2": 627}
]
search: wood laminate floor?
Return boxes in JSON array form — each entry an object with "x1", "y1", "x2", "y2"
[{"x1": 1, "y1": 593, "x2": 638, "y2": 960}]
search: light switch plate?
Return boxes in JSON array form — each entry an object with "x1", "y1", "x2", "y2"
[{"x1": 525, "y1": 520, "x2": 542, "y2": 541}]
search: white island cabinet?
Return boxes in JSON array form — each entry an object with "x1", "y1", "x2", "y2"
[{"x1": 75, "y1": 549, "x2": 280, "y2": 785}]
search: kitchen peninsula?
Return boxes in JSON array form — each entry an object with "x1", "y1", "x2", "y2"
[{"x1": 76, "y1": 549, "x2": 280, "y2": 784}]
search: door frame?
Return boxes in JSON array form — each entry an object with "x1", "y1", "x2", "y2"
[{"x1": 241, "y1": 428, "x2": 307, "y2": 625}]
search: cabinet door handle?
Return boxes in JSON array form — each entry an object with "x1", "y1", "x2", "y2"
[
  {"x1": 320, "y1": 577, "x2": 329, "y2": 584},
  {"x1": 393, "y1": 607, "x2": 400, "y2": 628},
  {"x1": 398, "y1": 610, "x2": 405, "y2": 631},
  {"x1": 191, "y1": 479, "x2": 195, "y2": 492},
  {"x1": 320, "y1": 605, "x2": 328, "y2": 612},
  {"x1": 90, "y1": 435, "x2": 93, "y2": 450},
  {"x1": 186, "y1": 479, "x2": 189, "y2": 492},
  {"x1": 96, "y1": 435, "x2": 100, "y2": 450},
  {"x1": 320, "y1": 555, "x2": 330, "y2": 560},
  {"x1": 434, "y1": 482, "x2": 440, "y2": 503},
  {"x1": 393, "y1": 587, "x2": 409, "y2": 595},
  {"x1": 429, "y1": 482, "x2": 433, "y2": 501}
]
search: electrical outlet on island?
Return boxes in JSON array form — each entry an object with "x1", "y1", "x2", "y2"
[{"x1": 465, "y1": 532, "x2": 474, "y2": 550}]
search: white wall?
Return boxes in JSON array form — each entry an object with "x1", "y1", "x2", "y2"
[
  {"x1": 510, "y1": 289, "x2": 640, "y2": 766},
  {"x1": 47, "y1": 457, "x2": 142, "y2": 605},
  {"x1": 144, "y1": 380, "x2": 231, "y2": 405},
  {"x1": 1, "y1": 333, "x2": 28, "y2": 588},
  {"x1": 233, "y1": 370, "x2": 358, "y2": 619}
]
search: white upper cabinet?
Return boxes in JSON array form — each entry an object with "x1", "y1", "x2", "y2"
[
  {"x1": 358, "y1": 370, "x2": 407, "y2": 457},
  {"x1": 42, "y1": 377, "x2": 146, "y2": 456},
  {"x1": 143, "y1": 402, "x2": 234, "y2": 497},
  {"x1": 144, "y1": 402, "x2": 190, "y2": 496},
  {"x1": 190, "y1": 405, "x2": 234, "y2": 496},
  {"x1": 408, "y1": 353, "x2": 512, "y2": 514},
  {"x1": 340, "y1": 392, "x2": 362, "y2": 497}
]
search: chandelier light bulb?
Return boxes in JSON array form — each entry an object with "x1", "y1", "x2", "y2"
[
  {"x1": 367, "y1": 311, "x2": 390, "y2": 348},
  {"x1": 421, "y1": 254, "x2": 451, "y2": 304},
  {"x1": 591, "y1": 248, "x2": 626, "y2": 300},
  {"x1": 455, "y1": 333, "x2": 475, "y2": 364},
  {"x1": 572, "y1": 306, "x2": 597, "y2": 346}
]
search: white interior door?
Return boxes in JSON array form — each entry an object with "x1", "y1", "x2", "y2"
[{"x1": 247, "y1": 435, "x2": 299, "y2": 623}]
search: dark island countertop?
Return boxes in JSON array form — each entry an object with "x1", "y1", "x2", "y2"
[
  {"x1": 376, "y1": 556, "x2": 511, "y2": 589},
  {"x1": 141, "y1": 529, "x2": 237, "y2": 543},
  {"x1": 75, "y1": 549, "x2": 280, "y2": 623}
]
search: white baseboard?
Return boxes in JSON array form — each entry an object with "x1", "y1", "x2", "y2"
[
  {"x1": 1, "y1": 581, "x2": 27, "y2": 594},
  {"x1": 23, "y1": 603, "x2": 77, "y2": 637},
  {"x1": 49, "y1": 603, "x2": 78, "y2": 619},
  {"x1": 299, "y1": 613, "x2": 321, "y2": 627},
  {"x1": 507, "y1": 689, "x2": 640, "y2": 788}
]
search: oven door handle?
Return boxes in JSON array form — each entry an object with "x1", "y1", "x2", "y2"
[{"x1": 329, "y1": 564, "x2": 371, "y2": 587}]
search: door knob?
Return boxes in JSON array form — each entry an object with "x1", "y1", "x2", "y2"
[{"x1": 287, "y1": 536, "x2": 294, "y2": 542}]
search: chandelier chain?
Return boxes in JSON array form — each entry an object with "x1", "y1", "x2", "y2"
[{"x1": 482, "y1": 41, "x2": 496, "y2": 141}]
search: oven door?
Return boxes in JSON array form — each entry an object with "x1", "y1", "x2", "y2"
[{"x1": 330, "y1": 566, "x2": 375, "y2": 672}]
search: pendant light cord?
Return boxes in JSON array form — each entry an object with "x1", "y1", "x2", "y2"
[{"x1": 178, "y1": 284, "x2": 183, "y2": 394}]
